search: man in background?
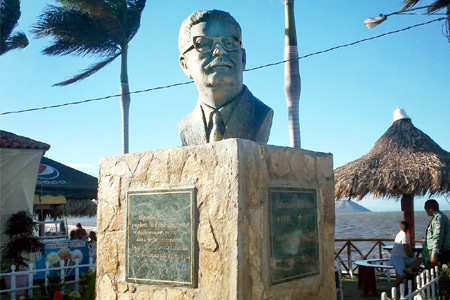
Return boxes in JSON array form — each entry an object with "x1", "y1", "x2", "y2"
[{"x1": 424, "y1": 199, "x2": 450, "y2": 267}]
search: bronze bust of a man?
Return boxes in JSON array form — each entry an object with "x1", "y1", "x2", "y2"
[{"x1": 178, "y1": 9, "x2": 273, "y2": 146}]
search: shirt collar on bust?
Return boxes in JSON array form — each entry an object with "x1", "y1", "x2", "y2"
[{"x1": 199, "y1": 86, "x2": 246, "y2": 127}]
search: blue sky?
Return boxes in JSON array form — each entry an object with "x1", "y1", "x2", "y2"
[{"x1": 1, "y1": 0, "x2": 449, "y2": 211}]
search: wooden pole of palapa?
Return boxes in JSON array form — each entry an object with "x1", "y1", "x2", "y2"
[{"x1": 401, "y1": 194, "x2": 415, "y2": 248}]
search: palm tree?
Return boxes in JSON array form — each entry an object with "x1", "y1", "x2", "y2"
[
  {"x1": 402, "y1": 0, "x2": 450, "y2": 14},
  {"x1": 284, "y1": 0, "x2": 301, "y2": 148},
  {"x1": 32, "y1": 0, "x2": 147, "y2": 154},
  {"x1": 0, "y1": 0, "x2": 28, "y2": 55},
  {"x1": 402, "y1": 0, "x2": 450, "y2": 42}
]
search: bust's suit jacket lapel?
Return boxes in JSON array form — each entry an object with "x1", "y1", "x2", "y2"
[
  {"x1": 224, "y1": 87, "x2": 273, "y2": 143},
  {"x1": 224, "y1": 88, "x2": 255, "y2": 140},
  {"x1": 178, "y1": 101, "x2": 207, "y2": 146},
  {"x1": 178, "y1": 86, "x2": 273, "y2": 145}
]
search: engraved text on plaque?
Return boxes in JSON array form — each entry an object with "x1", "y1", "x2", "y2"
[
  {"x1": 126, "y1": 188, "x2": 197, "y2": 287},
  {"x1": 269, "y1": 187, "x2": 319, "y2": 284}
]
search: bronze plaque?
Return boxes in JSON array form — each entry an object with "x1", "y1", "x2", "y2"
[
  {"x1": 269, "y1": 187, "x2": 319, "y2": 284},
  {"x1": 125, "y1": 188, "x2": 197, "y2": 287}
]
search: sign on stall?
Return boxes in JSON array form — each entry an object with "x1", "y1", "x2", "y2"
[{"x1": 35, "y1": 239, "x2": 90, "y2": 279}]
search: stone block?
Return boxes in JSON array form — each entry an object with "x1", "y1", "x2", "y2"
[{"x1": 96, "y1": 139, "x2": 335, "y2": 300}]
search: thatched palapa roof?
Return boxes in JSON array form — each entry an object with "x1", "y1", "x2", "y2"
[{"x1": 334, "y1": 108, "x2": 450, "y2": 200}]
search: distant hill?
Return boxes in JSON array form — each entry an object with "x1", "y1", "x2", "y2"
[{"x1": 335, "y1": 200, "x2": 371, "y2": 213}]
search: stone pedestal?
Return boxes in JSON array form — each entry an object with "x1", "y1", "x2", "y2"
[{"x1": 96, "y1": 139, "x2": 335, "y2": 300}]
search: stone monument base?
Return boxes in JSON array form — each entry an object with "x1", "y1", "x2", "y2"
[{"x1": 96, "y1": 139, "x2": 335, "y2": 300}]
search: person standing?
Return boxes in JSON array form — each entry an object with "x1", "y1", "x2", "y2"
[
  {"x1": 424, "y1": 199, "x2": 450, "y2": 267},
  {"x1": 75, "y1": 223, "x2": 88, "y2": 240},
  {"x1": 88, "y1": 231, "x2": 97, "y2": 262}
]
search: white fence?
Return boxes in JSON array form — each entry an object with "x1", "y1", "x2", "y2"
[
  {"x1": 0, "y1": 257, "x2": 95, "y2": 300},
  {"x1": 381, "y1": 266, "x2": 440, "y2": 300}
]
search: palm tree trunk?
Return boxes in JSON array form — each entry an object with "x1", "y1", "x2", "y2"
[
  {"x1": 120, "y1": 44, "x2": 130, "y2": 154},
  {"x1": 284, "y1": 0, "x2": 301, "y2": 148}
]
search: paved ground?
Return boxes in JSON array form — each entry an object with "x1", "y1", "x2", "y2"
[
  {"x1": 342, "y1": 279, "x2": 392, "y2": 300},
  {"x1": 1, "y1": 278, "x2": 392, "y2": 300}
]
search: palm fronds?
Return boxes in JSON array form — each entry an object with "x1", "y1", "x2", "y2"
[
  {"x1": 400, "y1": 0, "x2": 450, "y2": 43},
  {"x1": 402, "y1": 0, "x2": 450, "y2": 13},
  {"x1": 32, "y1": 0, "x2": 146, "y2": 76},
  {"x1": 54, "y1": 52, "x2": 120, "y2": 86},
  {"x1": 0, "y1": 0, "x2": 28, "y2": 55},
  {"x1": 401, "y1": 0, "x2": 421, "y2": 11},
  {"x1": 124, "y1": 0, "x2": 146, "y2": 41},
  {"x1": 428, "y1": 0, "x2": 450, "y2": 13},
  {"x1": 33, "y1": 0, "x2": 146, "y2": 154},
  {"x1": 2, "y1": 31, "x2": 28, "y2": 53},
  {"x1": 32, "y1": 5, "x2": 120, "y2": 57}
]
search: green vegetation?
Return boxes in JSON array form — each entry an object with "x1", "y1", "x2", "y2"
[
  {"x1": 401, "y1": 0, "x2": 450, "y2": 43},
  {"x1": 0, "y1": 0, "x2": 28, "y2": 55},
  {"x1": 438, "y1": 266, "x2": 450, "y2": 299},
  {"x1": 1, "y1": 210, "x2": 43, "y2": 271},
  {"x1": 33, "y1": 270, "x2": 95, "y2": 300},
  {"x1": 32, "y1": 0, "x2": 147, "y2": 154}
]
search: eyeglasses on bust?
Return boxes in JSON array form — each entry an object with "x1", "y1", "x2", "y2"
[{"x1": 183, "y1": 36, "x2": 241, "y2": 54}]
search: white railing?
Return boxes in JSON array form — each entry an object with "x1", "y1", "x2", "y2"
[
  {"x1": 0, "y1": 257, "x2": 95, "y2": 300},
  {"x1": 381, "y1": 266, "x2": 440, "y2": 300}
]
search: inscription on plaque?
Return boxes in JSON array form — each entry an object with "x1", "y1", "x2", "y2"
[
  {"x1": 125, "y1": 188, "x2": 197, "y2": 287},
  {"x1": 269, "y1": 187, "x2": 319, "y2": 284}
]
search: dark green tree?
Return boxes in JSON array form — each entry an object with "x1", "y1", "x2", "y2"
[
  {"x1": 0, "y1": 0, "x2": 29, "y2": 55},
  {"x1": 32, "y1": 0, "x2": 147, "y2": 154}
]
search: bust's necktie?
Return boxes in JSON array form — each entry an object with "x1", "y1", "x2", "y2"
[
  {"x1": 201, "y1": 89, "x2": 244, "y2": 143},
  {"x1": 208, "y1": 109, "x2": 225, "y2": 142}
]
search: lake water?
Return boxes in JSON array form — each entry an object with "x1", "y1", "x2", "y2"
[
  {"x1": 335, "y1": 210, "x2": 450, "y2": 264},
  {"x1": 66, "y1": 210, "x2": 450, "y2": 240},
  {"x1": 336, "y1": 210, "x2": 450, "y2": 241}
]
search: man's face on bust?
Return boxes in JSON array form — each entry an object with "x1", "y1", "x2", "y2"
[{"x1": 180, "y1": 19, "x2": 246, "y2": 94}]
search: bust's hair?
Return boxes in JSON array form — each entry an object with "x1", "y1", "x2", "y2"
[
  {"x1": 425, "y1": 199, "x2": 439, "y2": 211},
  {"x1": 179, "y1": 9, "x2": 242, "y2": 54}
]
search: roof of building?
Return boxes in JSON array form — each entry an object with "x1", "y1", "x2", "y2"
[{"x1": 0, "y1": 130, "x2": 51, "y2": 150}]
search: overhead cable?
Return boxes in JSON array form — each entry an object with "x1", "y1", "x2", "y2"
[{"x1": 0, "y1": 17, "x2": 444, "y2": 116}]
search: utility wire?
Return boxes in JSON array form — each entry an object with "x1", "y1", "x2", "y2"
[
  {"x1": 0, "y1": 81, "x2": 194, "y2": 115},
  {"x1": 245, "y1": 17, "x2": 445, "y2": 72},
  {"x1": 0, "y1": 17, "x2": 445, "y2": 117}
]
